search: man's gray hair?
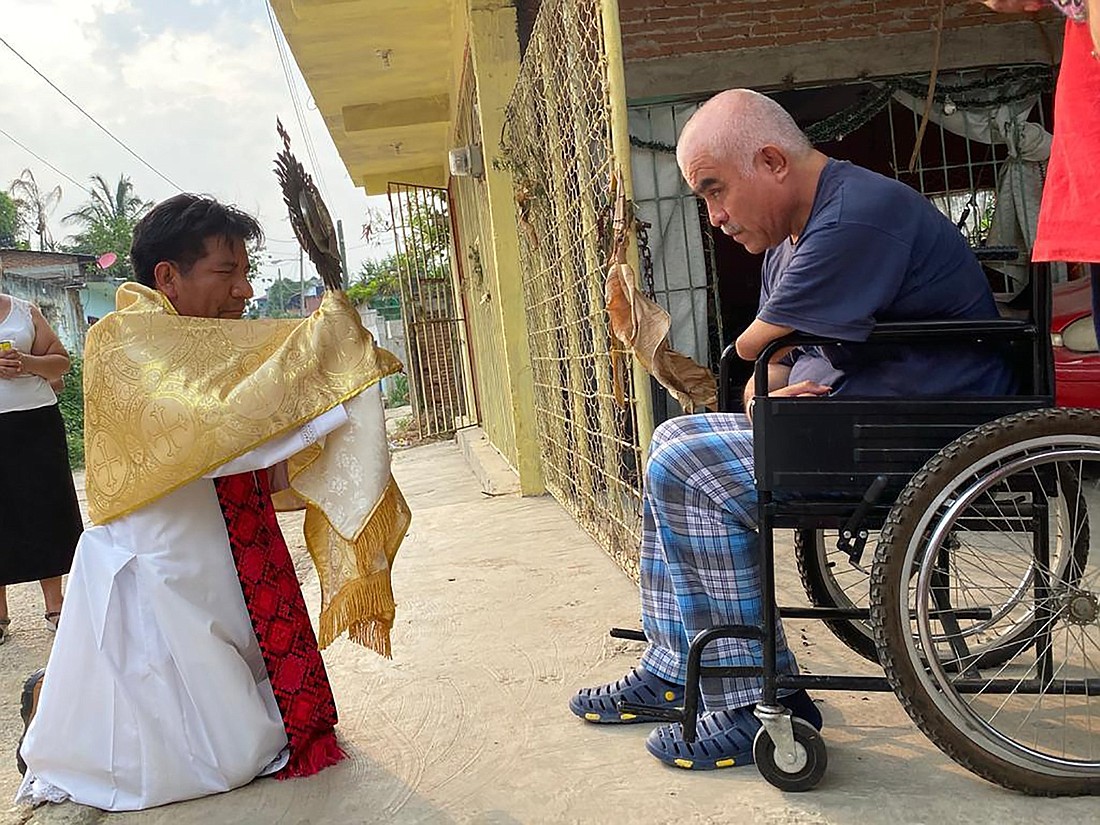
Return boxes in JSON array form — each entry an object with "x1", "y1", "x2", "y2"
[{"x1": 677, "y1": 89, "x2": 812, "y2": 177}]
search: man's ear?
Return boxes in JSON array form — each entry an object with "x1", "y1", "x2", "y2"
[
  {"x1": 153, "y1": 261, "x2": 177, "y2": 298},
  {"x1": 759, "y1": 145, "x2": 789, "y2": 180}
]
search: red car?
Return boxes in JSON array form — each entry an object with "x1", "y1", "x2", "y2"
[{"x1": 1051, "y1": 277, "x2": 1100, "y2": 408}]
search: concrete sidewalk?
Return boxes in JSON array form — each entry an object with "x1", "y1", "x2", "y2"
[{"x1": 3, "y1": 441, "x2": 1096, "y2": 824}]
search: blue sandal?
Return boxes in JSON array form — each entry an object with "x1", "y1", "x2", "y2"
[
  {"x1": 569, "y1": 666, "x2": 684, "y2": 724},
  {"x1": 645, "y1": 689, "x2": 822, "y2": 770}
]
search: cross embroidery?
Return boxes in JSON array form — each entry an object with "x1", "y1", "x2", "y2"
[
  {"x1": 148, "y1": 402, "x2": 191, "y2": 456},
  {"x1": 101, "y1": 448, "x2": 125, "y2": 489}
]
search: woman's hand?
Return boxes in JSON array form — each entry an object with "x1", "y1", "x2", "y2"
[{"x1": 0, "y1": 348, "x2": 24, "y2": 379}]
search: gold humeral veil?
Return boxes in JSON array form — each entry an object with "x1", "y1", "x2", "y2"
[{"x1": 83, "y1": 282, "x2": 410, "y2": 655}]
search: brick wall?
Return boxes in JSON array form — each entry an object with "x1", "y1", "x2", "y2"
[
  {"x1": 0, "y1": 250, "x2": 89, "y2": 271},
  {"x1": 619, "y1": 0, "x2": 1054, "y2": 62}
]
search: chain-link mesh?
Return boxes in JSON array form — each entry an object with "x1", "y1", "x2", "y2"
[{"x1": 502, "y1": 0, "x2": 644, "y2": 577}]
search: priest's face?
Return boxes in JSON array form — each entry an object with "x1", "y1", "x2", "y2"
[{"x1": 154, "y1": 235, "x2": 254, "y2": 319}]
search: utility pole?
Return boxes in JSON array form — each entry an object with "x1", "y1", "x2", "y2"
[
  {"x1": 274, "y1": 267, "x2": 281, "y2": 318},
  {"x1": 299, "y1": 247, "x2": 305, "y2": 318},
  {"x1": 337, "y1": 219, "x2": 350, "y2": 290}
]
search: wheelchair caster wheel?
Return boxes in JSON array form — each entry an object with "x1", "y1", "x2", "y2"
[{"x1": 752, "y1": 717, "x2": 827, "y2": 792}]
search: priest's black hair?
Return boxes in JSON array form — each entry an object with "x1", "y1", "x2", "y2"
[{"x1": 130, "y1": 194, "x2": 263, "y2": 288}]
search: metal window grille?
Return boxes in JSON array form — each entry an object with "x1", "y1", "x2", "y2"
[{"x1": 388, "y1": 183, "x2": 474, "y2": 439}]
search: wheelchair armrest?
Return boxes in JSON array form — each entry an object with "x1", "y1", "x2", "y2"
[{"x1": 748, "y1": 320, "x2": 1035, "y2": 398}]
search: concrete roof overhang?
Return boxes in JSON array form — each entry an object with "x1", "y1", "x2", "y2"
[{"x1": 271, "y1": 0, "x2": 461, "y2": 195}]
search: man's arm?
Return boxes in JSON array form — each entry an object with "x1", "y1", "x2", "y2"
[
  {"x1": 735, "y1": 318, "x2": 794, "y2": 361},
  {"x1": 18, "y1": 304, "x2": 70, "y2": 383},
  {"x1": 743, "y1": 362, "x2": 793, "y2": 414},
  {"x1": 980, "y1": 0, "x2": 1098, "y2": 49}
]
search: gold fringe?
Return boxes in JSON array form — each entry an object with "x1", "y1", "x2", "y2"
[
  {"x1": 304, "y1": 477, "x2": 411, "y2": 655},
  {"x1": 317, "y1": 573, "x2": 396, "y2": 656}
]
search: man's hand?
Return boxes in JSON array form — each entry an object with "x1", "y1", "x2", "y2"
[
  {"x1": 979, "y1": 0, "x2": 1045, "y2": 12},
  {"x1": 744, "y1": 371, "x2": 829, "y2": 422},
  {"x1": 769, "y1": 380, "x2": 831, "y2": 398}
]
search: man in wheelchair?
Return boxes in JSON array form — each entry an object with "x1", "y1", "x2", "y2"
[{"x1": 568, "y1": 89, "x2": 1018, "y2": 771}]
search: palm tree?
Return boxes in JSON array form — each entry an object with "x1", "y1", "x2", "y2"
[
  {"x1": 63, "y1": 174, "x2": 152, "y2": 280},
  {"x1": 9, "y1": 168, "x2": 62, "y2": 251}
]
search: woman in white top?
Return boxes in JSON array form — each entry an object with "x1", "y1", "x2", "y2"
[{"x1": 0, "y1": 290, "x2": 83, "y2": 643}]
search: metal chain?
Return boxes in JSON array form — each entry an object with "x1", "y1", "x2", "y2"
[{"x1": 635, "y1": 218, "x2": 655, "y2": 299}]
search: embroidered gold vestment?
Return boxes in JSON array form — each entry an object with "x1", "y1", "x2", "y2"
[{"x1": 83, "y1": 283, "x2": 409, "y2": 654}]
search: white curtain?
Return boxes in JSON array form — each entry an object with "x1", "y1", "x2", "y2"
[{"x1": 892, "y1": 89, "x2": 1052, "y2": 295}]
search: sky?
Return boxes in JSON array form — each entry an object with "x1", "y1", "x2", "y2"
[{"x1": 0, "y1": 0, "x2": 393, "y2": 294}]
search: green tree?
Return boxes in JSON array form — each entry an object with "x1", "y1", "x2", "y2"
[
  {"x1": 261, "y1": 274, "x2": 322, "y2": 318},
  {"x1": 9, "y1": 168, "x2": 61, "y2": 250},
  {"x1": 57, "y1": 356, "x2": 85, "y2": 468},
  {"x1": 347, "y1": 254, "x2": 401, "y2": 312},
  {"x1": 62, "y1": 174, "x2": 151, "y2": 280},
  {"x1": 0, "y1": 192, "x2": 24, "y2": 247}
]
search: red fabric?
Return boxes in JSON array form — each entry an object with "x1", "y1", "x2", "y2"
[
  {"x1": 1033, "y1": 20, "x2": 1100, "y2": 263},
  {"x1": 213, "y1": 471, "x2": 347, "y2": 779}
]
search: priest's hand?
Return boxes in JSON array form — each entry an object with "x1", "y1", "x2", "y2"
[{"x1": 268, "y1": 461, "x2": 291, "y2": 493}]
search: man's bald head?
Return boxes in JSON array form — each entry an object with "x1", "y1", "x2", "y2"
[{"x1": 677, "y1": 89, "x2": 812, "y2": 178}]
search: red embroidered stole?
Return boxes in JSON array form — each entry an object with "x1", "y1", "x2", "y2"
[{"x1": 213, "y1": 470, "x2": 346, "y2": 778}]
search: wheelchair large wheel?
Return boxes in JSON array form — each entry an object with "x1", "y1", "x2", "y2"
[
  {"x1": 871, "y1": 408, "x2": 1100, "y2": 795},
  {"x1": 795, "y1": 529, "x2": 879, "y2": 662}
]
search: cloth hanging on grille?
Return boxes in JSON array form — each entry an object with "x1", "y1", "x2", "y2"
[{"x1": 605, "y1": 174, "x2": 717, "y2": 414}]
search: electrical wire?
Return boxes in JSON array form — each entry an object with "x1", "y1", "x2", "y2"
[
  {"x1": 264, "y1": 1, "x2": 330, "y2": 199},
  {"x1": 0, "y1": 126, "x2": 92, "y2": 195},
  {"x1": 0, "y1": 34, "x2": 182, "y2": 191}
]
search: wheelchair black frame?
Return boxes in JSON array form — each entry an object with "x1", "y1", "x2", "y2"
[{"x1": 619, "y1": 258, "x2": 1100, "y2": 746}]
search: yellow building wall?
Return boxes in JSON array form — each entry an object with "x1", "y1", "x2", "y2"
[{"x1": 450, "y1": 56, "x2": 518, "y2": 469}]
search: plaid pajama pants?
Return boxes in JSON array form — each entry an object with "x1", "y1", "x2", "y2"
[{"x1": 638, "y1": 412, "x2": 798, "y2": 711}]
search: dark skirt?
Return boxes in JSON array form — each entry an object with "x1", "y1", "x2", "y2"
[{"x1": 0, "y1": 404, "x2": 83, "y2": 584}]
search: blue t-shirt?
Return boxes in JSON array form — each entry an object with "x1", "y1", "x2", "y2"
[{"x1": 758, "y1": 159, "x2": 1016, "y2": 397}]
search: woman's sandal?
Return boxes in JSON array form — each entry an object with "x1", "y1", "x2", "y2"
[{"x1": 44, "y1": 612, "x2": 60, "y2": 633}]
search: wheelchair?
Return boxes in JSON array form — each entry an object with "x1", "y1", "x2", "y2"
[{"x1": 614, "y1": 253, "x2": 1100, "y2": 794}]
